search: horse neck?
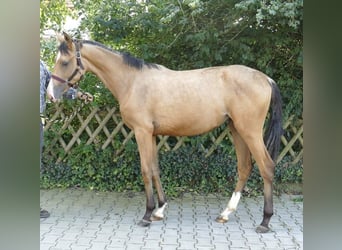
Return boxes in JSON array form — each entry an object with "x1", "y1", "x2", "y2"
[{"x1": 81, "y1": 44, "x2": 135, "y2": 103}]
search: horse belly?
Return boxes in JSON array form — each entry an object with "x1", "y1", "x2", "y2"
[{"x1": 153, "y1": 105, "x2": 227, "y2": 136}]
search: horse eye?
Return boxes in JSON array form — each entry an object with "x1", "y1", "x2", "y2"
[{"x1": 61, "y1": 61, "x2": 69, "y2": 66}]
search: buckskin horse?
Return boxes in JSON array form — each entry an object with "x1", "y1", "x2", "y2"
[{"x1": 47, "y1": 32, "x2": 282, "y2": 233}]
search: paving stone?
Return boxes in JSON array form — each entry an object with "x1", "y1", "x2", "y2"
[
  {"x1": 40, "y1": 243, "x2": 54, "y2": 250},
  {"x1": 54, "y1": 239, "x2": 73, "y2": 249},
  {"x1": 178, "y1": 239, "x2": 196, "y2": 249},
  {"x1": 41, "y1": 234, "x2": 60, "y2": 244},
  {"x1": 40, "y1": 190, "x2": 303, "y2": 250}
]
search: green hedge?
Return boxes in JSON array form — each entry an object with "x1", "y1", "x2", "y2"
[{"x1": 41, "y1": 140, "x2": 302, "y2": 197}]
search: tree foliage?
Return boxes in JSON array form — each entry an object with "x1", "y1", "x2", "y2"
[
  {"x1": 40, "y1": 0, "x2": 75, "y2": 35},
  {"x1": 40, "y1": 0, "x2": 79, "y2": 66}
]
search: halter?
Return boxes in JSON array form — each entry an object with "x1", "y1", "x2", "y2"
[{"x1": 51, "y1": 40, "x2": 84, "y2": 88}]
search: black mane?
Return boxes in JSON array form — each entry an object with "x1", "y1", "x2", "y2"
[
  {"x1": 121, "y1": 52, "x2": 159, "y2": 70},
  {"x1": 62, "y1": 40, "x2": 160, "y2": 70}
]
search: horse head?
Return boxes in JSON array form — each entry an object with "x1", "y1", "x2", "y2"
[{"x1": 47, "y1": 32, "x2": 85, "y2": 102}]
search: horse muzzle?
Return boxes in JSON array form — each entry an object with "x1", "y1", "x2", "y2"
[{"x1": 46, "y1": 79, "x2": 66, "y2": 102}]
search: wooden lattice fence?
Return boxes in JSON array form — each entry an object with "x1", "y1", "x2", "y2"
[{"x1": 43, "y1": 103, "x2": 303, "y2": 165}]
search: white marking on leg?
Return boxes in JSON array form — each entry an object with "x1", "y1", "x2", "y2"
[
  {"x1": 220, "y1": 192, "x2": 241, "y2": 221},
  {"x1": 153, "y1": 203, "x2": 167, "y2": 219},
  {"x1": 228, "y1": 191, "x2": 241, "y2": 210}
]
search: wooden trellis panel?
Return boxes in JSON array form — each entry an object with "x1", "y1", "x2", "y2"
[
  {"x1": 44, "y1": 104, "x2": 303, "y2": 165},
  {"x1": 277, "y1": 115, "x2": 303, "y2": 165}
]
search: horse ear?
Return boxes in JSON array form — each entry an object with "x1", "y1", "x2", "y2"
[
  {"x1": 63, "y1": 32, "x2": 73, "y2": 43},
  {"x1": 62, "y1": 32, "x2": 73, "y2": 49}
]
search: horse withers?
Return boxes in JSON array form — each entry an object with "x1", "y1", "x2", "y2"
[{"x1": 47, "y1": 32, "x2": 282, "y2": 233}]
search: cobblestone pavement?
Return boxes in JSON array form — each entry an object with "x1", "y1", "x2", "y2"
[{"x1": 40, "y1": 189, "x2": 303, "y2": 250}]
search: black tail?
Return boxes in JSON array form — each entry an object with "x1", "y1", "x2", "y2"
[{"x1": 264, "y1": 79, "x2": 283, "y2": 162}]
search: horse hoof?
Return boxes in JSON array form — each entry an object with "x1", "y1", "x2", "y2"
[
  {"x1": 215, "y1": 216, "x2": 228, "y2": 223},
  {"x1": 256, "y1": 225, "x2": 270, "y2": 233},
  {"x1": 151, "y1": 214, "x2": 163, "y2": 221},
  {"x1": 138, "y1": 219, "x2": 151, "y2": 227}
]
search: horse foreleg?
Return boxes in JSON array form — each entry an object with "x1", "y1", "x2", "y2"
[
  {"x1": 135, "y1": 129, "x2": 155, "y2": 227},
  {"x1": 150, "y1": 136, "x2": 168, "y2": 221},
  {"x1": 216, "y1": 123, "x2": 252, "y2": 223}
]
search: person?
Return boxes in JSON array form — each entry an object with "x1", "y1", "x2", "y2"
[
  {"x1": 40, "y1": 60, "x2": 51, "y2": 218},
  {"x1": 40, "y1": 60, "x2": 88, "y2": 218},
  {"x1": 40, "y1": 60, "x2": 93, "y2": 218}
]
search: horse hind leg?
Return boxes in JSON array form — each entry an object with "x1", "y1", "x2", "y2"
[
  {"x1": 216, "y1": 123, "x2": 253, "y2": 223},
  {"x1": 238, "y1": 128, "x2": 275, "y2": 233}
]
